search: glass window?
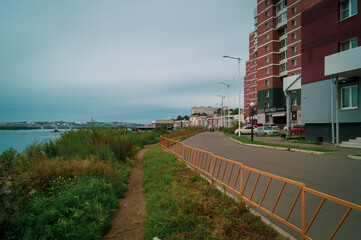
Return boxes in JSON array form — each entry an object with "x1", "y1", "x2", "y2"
[
  {"x1": 277, "y1": 12, "x2": 287, "y2": 24},
  {"x1": 276, "y1": 0, "x2": 287, "y2": 13},
  {"x1": 292, "y1": 33, "x2": 297, "y2": 40},
  {"x1": 279, "y1": 38, "x2": 287, "y2": 48},
  {"x1": 340, "y1": 38, "x2": 358, "y2": 51},
  {"x1": 266, "y1": 68, "x2": 270, "y2": 74},
  {"x1": 266, "y1": 45, "x2": 270, "y2": 51},
  {"x1": 265, "y1": 22, "x2": 269, "y2": 29},
  {"x1": 266, "y1": 34, "x2": 269, "y2": 40},
  {"x1": 280, "y1": 51, "x2": 287, "y2": 60},
  {"x1": 340, "y1": 0, "x2": 358, "y2": 20},
  {"x1": 292, "y1": 20, "x2": 297, "y2": 27},
  {"x1": 265, "y1": 91, "x2": 270, "y2": 98},
  {"x1": 292, "y1": 6, "x2": 297, "y2": 13},
  {"x1": 266, "y1": 56, "x2": 270, "y2": 63},
  {"x1": 292, "y1": 59, "x2": 297, "y2": 66},
  {"x1": 292, "y1": 46, "x2": 297, "y2": 53},
  {"x1": 266, "y1": 79, "x2": 270, "y2": 86},
  {"x1": 265, "y1": 11, "x2": 270, "y2": 17},
  {"x1": 280, "y1": 63, "x2": 287, "y2": 73},
  {"x1": 265, "y1": 102, "x2": 270, "y2": 108},
  {"x1": 341, "y1": 85, "x2": 358, "y2": 109}
]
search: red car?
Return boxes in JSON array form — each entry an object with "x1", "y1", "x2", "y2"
[{"x1": 291, "y1": 124, "x2": 305, "y2": 134}]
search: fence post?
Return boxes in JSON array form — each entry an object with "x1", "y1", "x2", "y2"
[
  {"x1": 182, "y1": 143, "x2": 185, "y2": 160},
  {"x1": 240, "y1": 164, "x2": 243, "y2": 204},
  {"x1": 210, "y1": 154, "x2": 214, "y2": 183},
  {"x1": 302, "y1": 186, "x2": 306, "y2": 239}
]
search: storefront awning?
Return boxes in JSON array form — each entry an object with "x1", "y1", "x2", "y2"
[{"x1": 272, "y1": 113, "x2": 285, "y2": 117}]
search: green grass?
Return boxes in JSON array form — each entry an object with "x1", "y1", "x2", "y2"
[
  {"x1": 292, "y1": 140, "x2": 322, "y2": 145},
  {"x1": 143, "y1": 145, "x2": 284, "y2": 240},
  {"x1": 231, "y1": 136, "x2": 338, "y2": 152},
  {"x1": 0, "y1": 127, "x2": 167, "y2": 239}
]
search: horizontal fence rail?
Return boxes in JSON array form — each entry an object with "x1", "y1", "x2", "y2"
[{"x1": 160, "y1": 135, "x2": 361, "y2": 240}]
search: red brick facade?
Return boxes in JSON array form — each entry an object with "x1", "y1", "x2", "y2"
[{"x1": 244, "y1": 0, "x2": 303, "y2": 121}]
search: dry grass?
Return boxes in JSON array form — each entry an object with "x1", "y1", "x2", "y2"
[{"x1": 13, "y1": 156, "x2": 123, "y2": 191}]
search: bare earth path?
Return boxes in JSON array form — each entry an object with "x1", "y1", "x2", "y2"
[{"x1": 103, "y1": 144, "x2": 154, "y2": 240}]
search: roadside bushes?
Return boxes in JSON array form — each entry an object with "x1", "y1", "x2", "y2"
[{"x1": 0, "y1": 127, "x2": 166, "y2": 239}]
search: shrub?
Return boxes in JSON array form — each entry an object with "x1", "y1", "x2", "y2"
[{"x1": 10, "y1": 175, "x2": 118, "y2": 240}]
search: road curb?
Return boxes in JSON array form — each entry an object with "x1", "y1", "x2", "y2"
[
  {"x1": 347, "y1": 155, "x2": 361, "y2": 160},
  {"x1": 230, "y1": 137, "x2": 327, "y2": 155}
]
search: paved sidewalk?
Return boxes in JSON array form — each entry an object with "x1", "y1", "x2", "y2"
[{"x1": 233, "y1": 133, "x2": 361, "y2": 157}]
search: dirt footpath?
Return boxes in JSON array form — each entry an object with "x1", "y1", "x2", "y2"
[{"x1": 103, "y1": 145, "x2": 154, "y2": 240}]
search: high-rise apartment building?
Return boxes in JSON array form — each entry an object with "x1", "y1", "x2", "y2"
[
  {"x1": 245, "y1": 0, "x2": 302, "y2": 126},
  {"x1": 191, "y1": 106, "x2": 215, "y2": 116}
]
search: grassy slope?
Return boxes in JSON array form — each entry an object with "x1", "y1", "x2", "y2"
[{"x1": 143, "y1": 145, "x2": 283, "y2": 240}]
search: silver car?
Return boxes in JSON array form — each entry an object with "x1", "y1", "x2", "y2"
[
  {"x1": 256, "y1": 126, "x2": 279, "y2": 136},
  {"x1": 234, "y1": 126, "x2": 257, "y2": 135}
]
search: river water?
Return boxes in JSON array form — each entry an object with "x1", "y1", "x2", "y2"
[{"x1": 0, "y1": 129, "x2": 64, "y2": 153}]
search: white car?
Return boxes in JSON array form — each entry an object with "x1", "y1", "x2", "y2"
[
  {"x1": 256, "y1": 126, "x2": 280, "y2": 136},
  {"x1": 234, "y1": 126, "x2": 257, "y2": 135}
]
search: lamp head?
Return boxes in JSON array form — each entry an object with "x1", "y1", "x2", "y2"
[{"x1": 250, "y1": 102, "x2": 256, "y2": 108}]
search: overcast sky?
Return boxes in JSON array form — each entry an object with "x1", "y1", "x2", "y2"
[{"x1": 0, "y1": 0, "x2": 256, "y2": 123}]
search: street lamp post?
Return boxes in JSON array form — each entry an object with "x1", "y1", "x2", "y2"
[
  {"x1": 217, "y1": 95, "x2": 225, "y2": 128},
  {"x1": 250, "y1": 102, "x2": 255, "y2": 141},
  {"x1": 223, "y1": 55, "x2": 242, "y2": 136},
  {"x1": 219, "y1": 81, "x2": 230, "y2": 130}
]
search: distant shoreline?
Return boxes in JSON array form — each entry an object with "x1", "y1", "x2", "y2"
[{"x1": 0, "y1": 127, "x2": 73, "y2": 130}]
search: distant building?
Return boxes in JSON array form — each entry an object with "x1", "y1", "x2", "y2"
[
  {"x1": 244, "y1": 0, "x2": 303, "y2": 126},
  {"x1": 153, "y1": 120, "x2": 174, "y2": 131},
  {"x1": 191, "y1": 106, "x2": 215, "y2": 115}
]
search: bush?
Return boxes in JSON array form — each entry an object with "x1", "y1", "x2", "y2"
[{"x1": 10, "y1": 175, "x2": 118, "y2": 240}]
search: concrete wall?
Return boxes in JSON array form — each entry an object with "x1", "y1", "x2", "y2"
[{"x1": 302, "y1": 78, "x2": 361, "y2": 124}]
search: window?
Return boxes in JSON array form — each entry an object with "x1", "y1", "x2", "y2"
[
  {"x1": 341, "y1": 85, "x2": 358, "y2": 109},
  {"x1": 254, "y1": 93, "x2": 257, "y2": 97},
  {"x1": 265, "y1": 45, "x2": 270, "y2": 51},
  {"x1": 292, "y1": 46, "x2": 297, "y2": 53},
  {"x1": 277, "y1": 12, "x2": 287, "y2": 24},
  {"x1": 265, "y1": 91, "x2": 270, "y2": 98},
  {"x1": 340, "y1": 38, "x2": 358, "y2": 51},
  {"x1": 254, "y1": 87, "x2": 257, "y2": 91},
  {"x1": 292, "y1": 33, "x2": 297, "y2": 40},
  {"x1": 266, "y1": 79, "x2": 270, "y2": 86},
  {"x1": 340, "y1": 0, "x2": 357, "y2": 21},
  {"x1": 254, "y1": 80, "x2": 256, "y2": 84},
  {"x1": 276, "y1": 0, "x2": 287, "y2": 13},
  {"x1": 265, "y1": 22, "x2": 270, "y2": 29},
  {"x1": 265, "y1": 11, "x2": 270, "y2": 17},
  {"x1": 292, "y1": 6, "x2": 297, "y2": 13},
  {"x1": 266, "y1": 68, "x2": 270, "y2": 74},
  {"x1": 266, "y1": 34, "x2": 270, "y2": 40},
  {"x1": 292, "y1": 59, "x2": 297, "y2": 66},
  {"x1": 292, "y1": 98, "x2": 297, "y2": 106},
  {"x1": 292, "y1": 20, "x2": 297, "y2": 27},
  {"x1": 279, "y1": 38, "x2": 287, "y2": 48},
  {"x1": 280, "y1": 50, "x2": 287, "y2": 60},
  {"x1": 278, "y1": 26, "x2": 287, "y2": 37},
  {"x1": 266, "y1": 0, "x2": 270, "y2": 6},
  {"x1": 266, "y1": 56, "x2": 270, "y2": 63},
  {"x1": 265, "y1": 102, "x2": 270, "y2": 108},
  {"x1": 280, "y1": 63, "x2": 287, "y2": 73},
  {"x1": 292, "y1": 111, "x2": 297, "y2": 121}
]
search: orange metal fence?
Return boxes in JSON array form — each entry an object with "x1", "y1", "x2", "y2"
[{"x1": 160, "y1": 135, "x2": 361, "y2": 240}]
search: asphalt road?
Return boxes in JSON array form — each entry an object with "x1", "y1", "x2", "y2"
[{"x1": 181, "y1": 132, "x2": 361, "y2": 240}]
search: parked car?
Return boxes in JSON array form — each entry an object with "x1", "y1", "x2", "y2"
[
  {"x1": 291, "y1": 124, "x2": 305, "y2": 134},
  {"x1": 283, "y1": 125, "x2": 294, "y2": 131},
  {"x1": 256, "y1": 126, "x2": 280, "y2": 136},
  {"x1": 234, "y1": 126, "x2": 257, "y2": 135}
]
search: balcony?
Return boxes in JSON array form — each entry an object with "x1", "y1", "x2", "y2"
[{"x1": 325, "y1": 46, "x2": 361, "y2": 78}]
